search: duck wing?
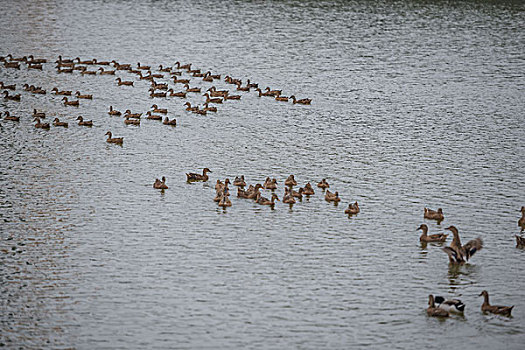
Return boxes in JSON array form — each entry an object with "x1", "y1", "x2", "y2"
[
  {"x1": 462, "y1": 237, "x2": 483, "y2": 261},
  {"x1": 443, "y1": 247, "x2": 463, "y2": 264}
]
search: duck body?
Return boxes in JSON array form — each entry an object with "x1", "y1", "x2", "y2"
[
  {"x1": 163, "y1": 117, "x2": 177, "y2": 126},
  {"x1": 153, "y1": 177, "x2": 168, "y2": 190},
  {"x1": 345, "y1": 201, "x2": 360, "y2": 215},
  {"x1": 233, "y1": 176, "x2": 246, "y2": 187},
  {"x1": 427, "y1": 295, "x2": 449, "y2": 317},
  {"x1": 480, "y1": 291, "x2": 513, "y2": 316},
  {"x1": 76, "y1": 116, "x2": 93, "y2": 126},
  {"x1": 442, "y1": 226, "x2": 483, "y2": 264},
  {"x1": 424, "y1": 207, "x2": 444, "y2": 221},
  {"x1": 108, "y1": 106, "x2": 121, "y2": 116},
  {"x1": 151, "y1": 104, "x2": 167, "y2": 114},
  {"x1": 75, "y1": 91, "x2": 93, "y2": 99},
  {"x1": 284, "y1": 175, "x2": 297, "y2": 187},
  {"x1": 3, "y1": 112, "x2": 20, "y2": 122},
  {"x1": 325, "y1": 190, "x2": 341, "y2": 202},
  {"x1": 434, "y1": 296, "x2": 465, "y2": 313},
  {"x1": 317, "y1": 178, "x2": 330, "y2": 190},
  {"x1": 186, "y1": 168, "x2": 212, "y2": 182},
  {"x1": 417, "y1": 224, "x2": 447, "y2": 242},
  {"x1": 303, "y1": 183, "x2": 315, "y2": 195},
  {"x1": 290, "y1": 95, "x2": 312, "y2": 105},
  {"x1": 33, "y1": 117, "x2": 50, "y2": 129},
  {"x1": 518, "y1": 206, "x2": 525, "y2": 231},
  {"x1": 124, "y1": 117, "x2": 140, "y2": 125},
  {"x1": 52, "y1": 87, "x2": 72, "y2": 95},
  {"x1": 256, "y1": 193, "x2": 279, "y2": 206},
  {"x1": 105, "y1": 131, "x2": 123, "y2": 144},
  {"x1": 53, "y1": 118, "x2": 68, "y2": 127}
]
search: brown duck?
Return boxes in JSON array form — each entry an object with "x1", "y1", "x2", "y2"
[
  {"x1": 417, "y1": 224, "x2": 447, "y2": 242},
  {"x1": 479, "y1": 291, "x2": 513, "y2": 316},
  {"x1": 442, "y1": 226, "x2": 482, "y2": 264},
  {"x1": 427, "y1": 295, "x2": 449, "y2": 317},
  {"x1": 186, "y1": 168, "x2": 212, "y2": 182}
]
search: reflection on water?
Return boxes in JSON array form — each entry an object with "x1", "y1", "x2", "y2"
[{"x1": 1, "y1": 0, "x2": 525, "y2": 348}]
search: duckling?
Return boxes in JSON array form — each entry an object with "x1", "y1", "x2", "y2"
[
  {"x1": 515, "y1": 235, "x2": 525, "y2": 248},
  {"x1": 116, "y1": 77, "x2": 134, "y2": 86},
  {"x1": 167, "y1": 89, "x2": 187, "y2": 98},
  {"x1": 284, "y1": 175, "x2": 297, "y2": 187},
  {"x1": 433, "y1": 296, "x2": 465, "y2": 314},
  {"x1": 264, "y1": 87, "x2": 282, "y2": 97},
  {"x1": 256, "y1": 193, "x2": 279, "y2": 206},
  {"x1": 518, "y1": 206, "x2": 525, "y2": 231},
  {"x1": 124, "y1": 117, "x2": 140, "y2": 125},
  {"x1": 33, "y1": 117, "x2": 50, "y2": 129},
  {"x1": 0, "y1": 82, "x2": 16, "y2": 90},
  {"x1": 233, "y1": 176, "x2": 246, "y2": 187},
  {"x1": 146, "y1": 111, "x2": 162, "y2": 120},
  {"x1": 325, "y1": 190, "x2": 341, "y2": 202},
  {"x1": 153, "y1": 176, "x2": 168, "y2": 189},
  {"x1": 75, "y1": 91, "x2": 93, "y2": 99},
  {"x1": 479, "y1": 291, "x2": 513, "y2": 316},
  {"x1": 317, "y1": 178, "x2": 330, "y2": 190},
  {"x1": 163, "y1": 117, "x2": 177, "y2": 126},
  {"x1": 52, "y1": 87, "x2": 72, "y2": 95},
  {"x1": 151, "y1": 104, "x2": 167, "y2": 114},
  {"x1": 3, "y1": 91, "x2": 21, "y2": 101},
  {"x1": 76, "y1": 116, "x2": 93, "y2": 126},
  {"x1": 124, "y1": 110, "x2": 142, "y2": 118},
  {"x1": 427, "y1": 295, "x2": 449, "y2": 317},
  {"x1": 105, "y1": 131, "x2": 123, "y2": 144},
  {"x1": 98, "y1": 67, "x2": 116, "y2": 75},
  {"x1": 442, "y1": 226, "x2": 483, "y2": 265},
  {"x1": 137, "y1": 62, "x2": 151, "y2": 70},
  {"x1": 417, "y1": 224, "x2": 447, "y2": 243},
  {"x1": 32, "y1": 109, "x2": 46, "y2": 118},
  {"x1": 345, "y1": 201, "x2": 360, "y2": 215},
  {"x1": 3, "y1": 111, "x2": 19, "y2": 122},
  {"x1": 186, "y1": 168, "x2": 212, "y2": 182},
  {"x1": 203, "y1": 103, "x2": 217, "y2": 112},
  {"x1": 290, "y1": 95, "x2": 312, "y2": 105},
  {"x1": 424, "y1": 207, "x2": 444, "y2": 221},
  {"x1": 62, "y1": 97, "x2": 79, "y2": 106},
  {"x1": 108, "y1": 106, "x2": 121, "y2": 116},
  {"x1": 218, "y1": 194, "x2": 232, "y2": 208},
  {"x1": 184, "y1": 84, "x2": 201, "y2": 93},
  {"x1": 303, "y1": 182, "x2": 315, "y2": 195},
  {"x1": 53, "y1": 118, "x2": 68, "y2": 127}
]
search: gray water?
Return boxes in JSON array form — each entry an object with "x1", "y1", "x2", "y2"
[{"x1": 1, "y1": 0, "x2": 524, "y2": 348}]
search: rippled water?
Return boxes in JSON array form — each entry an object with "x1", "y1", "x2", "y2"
[{"x1": 1, "y1": 0, "x2": 524, "y2": 348}]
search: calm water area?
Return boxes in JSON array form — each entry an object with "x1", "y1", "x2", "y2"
[{"x1": 1, "y1": 0, "x2": 524, "y2": 348}]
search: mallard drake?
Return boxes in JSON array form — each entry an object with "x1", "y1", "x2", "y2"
[
  {"x1": 105, "y1": 131, "x2": 123, "y2": 144},
  {"x1": 203, "y1": 93, "x2": 223, "y2": 104},
  {"x1": 124, "y1": 117, "x2": 140, "y2": 125},
  {"x1": 264, "y1": 87, "x2": 282, "y2": 97},
  {"x1": 303, "y1": 182, "x2": 315, "y2": 195},
  {"x1": 93, "y1": 59, "x2": 110, "y2": 65},
  {"x1": 233, "y1": 176, "x2": 246, "y2": 187},
  {"x1": 98, "y1": 67, "x2": 115, "y2": 75},
  {"x1": 516, "y1": 235, "x2": 525, "y2": 248},
  {"x1": 3, "y1": 91, "x2": 21, "y2": 101},
  {"x1": 434, "y1": 296, "x2": 465, "y2": 313},
  {"x1": 427, "y1": 295, "x2": 449, "y2": 317},
  {"x1": 75, "y1": 91, "x2": 93, "y2": 99},
  {"x1": 518, "y1": 206, "x2": 525, "y2": 231},
  {"x1": 325, "y1": 190, "x2": 341, "y2": 202},
  {"x1": 116, "y1": 78, "x2": 133, "y2": 86},
  {"x1": 442, "y1": 226, "x2": 483, "y2": 264},
  {"x1": 33, "y1": 117, "x2": 50, "y2": 129},
  {"x1": 345, "y1": 201, "x2": 360, "y2": 215},
  {"x1": 0, "y1": 82, "x2": 16, "y2": 90},
  {"x1": 158, "y1": 65, "x2": 172, "y2": 72},
  {"x1": 163, "y1": 117, "x2": 177, "y2": 126},
  {"x1": 153, "y1": 176, "x2": 168, "y2": 189},
  {"x1": 62, "y1": 97, "x2": 79, "y2": 106},
  {"x1": 76, "y1": 116, "x2": 93, "y2": 126},
  {"x1": 52, "y1": 87, "x2": 72, "y2": 95},
  {"x1": 256, "y1": 193, "x2": 279, "y2": 206},
  {"x1": 3, "y1": 112, "x2": 19, "y2": 122},
  {"x1": 124, "y1": 110, "x2": 142, "y2": 118},
  {"x1": 417, "y1": 224, "x2": 447, "y2": 242},
  {"x1": 424, "y1": 207, "x2": 444, "y2": 221},
  {"x1": 263, "y1": 177, "x2": 278, "y2": 190},
  {"x1": 317, "y1": 179, "x2": 330, "y2": 190},
  {"x1": 137, "y1": 62, "x2": 151, "y2": 70},
  {"x1": 290, "y1": 95, "x2": 312, "y2": 105},
  {"x1": 146, "y1": 111, "x2": 162, "y2": 120},
  {"x1": 479, "y1": 291, "x2": 513, "y2": 316},
  {"x1": 32, "y1": 109, "x2": 46, "y2": 118},
  {"x1": 186, "y1": 168, "x2": 212, "y2": 182},
  {"x1": 108, "y1": 106, "x2": 121, "y2": 116},
  {"x1": 167, "y1": 89, "x2": 187, "y2": 98},
  {"x1": 284, "y1": 175, "x2": 297, "y2": 187},
  {"x1": 151, "y1": 104, "x2": 167, "y2": 114},
  {"x1": 53, "y1": 118, "x2": 68, "y2": 127},
  {"x1": 203, "y1": 103, "x2": 217, "y2": 112}
]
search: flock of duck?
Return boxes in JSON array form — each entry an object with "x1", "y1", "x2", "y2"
[{"x1": 2, "y1": 53, "x2": 523, "y2": 320}]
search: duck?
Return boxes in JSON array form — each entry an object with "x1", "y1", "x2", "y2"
[
  {"x1": 424, "y1": 207, "x2": 444, "y2": 221},
  {"x1": 255, "y1": 88, "x2": 273, "y2": 97},
  {"x1": 32, "y1": 109, "x2": 46, "y2": 118},
  {"x1": 264, "y1": 87, "x2": 282, "y2": 97},
  {"x1": 224, "y1": 76, "x2": 241, "y2": 85},
  {"x1": 433, "y1": 296, "x2": 465, "y2": 313},
  {"x1": 183, "y1": 84, "x2": 200, "y2": 93},
  {"x1": 235, "y1": 81, "x2": 250, "y2": 92},
  {"x1": 0, "y1": 82, "x2": 16, "y2": 90},
  {"x1": 174, "y1": 61, "x2": 191, "y2": 70},
  {"x1": 282, "y1": 188, "x2": 296, "y2": 204},
  {"x1": 3, "y1": 111, "x2": 19, "y2": 122},
  {"x1": 75, "y1": 57, "x2": 93, "y2": 64},
  {"x1": 75, "y1": 91, "x2": 93, "y2": 99},
  {"x1": 193, "y1": 107, "x2": 207, "y2": 116},
  {"x1": 137, "y1": 62, "x2": 151, "y2": 70},
  {"x1": 186, "y1": 168, "x2": 212, "y2": 182},
  {"x1": 153, "y1": 176, "x2": 168, "y2": 189},
  {"x1": 479, "y1": 291, "x2": 513, "y2": 316},
  {"x1": 426, "y1": 295, "x2": 449, "y2": 317},
  {"x1": 417, "y1": 224, "x2": 447, "y2": 243},
  {"x1": 111, "y1": 61, "x2": 132, "y2": 70},
  {"x1": 149, "y1": 89, "x2": 167, "y2": 98},
  {"x1": 345, "y1": 201, "x2": 360, "y2": 215},
  {"x1": 518, "y1": 206, "x2": 525, "y2": 231},
  {"x1": 56, "y1": 55, "x2": 73, "y2": 63},
  {"x1": 98, "y1": 67, "x2": 116, "y2": 75},
  {"x1": 150, "y1": 82, "x2": 167, "y2": 90},
  {"x1": 290, "y1": 95, "x2": 312, "y2": 105},
  {"x1": 203, "y1": 93, "x2": 223, "y2": 104},
  {"x1": 325, "y1": 190, "x2": 341, "y2": 202},
  {"x1": 53, "y1": 118, "x2": 68, "y2": 127},
  {"x1": 3, "y1": 91, "x2": 21, "y2": 101},
  {"x1": 116, "y1": 77, "x2": 134, "y2": 86},
  {"x1": 158, "y1": 65, "x2": 172, "y2": 72},
  {"x1": 151, "y1": 104, "x2": 168, "y2": 114},
  {"x1": 167, "y1": 89, "x2": 187, "y2": 98},
  {"x1": 124, "y1": 110, "x2": 142, "y2": 118},
  {"x1": 202, "y1": 72, "x2": 214, "y2": 82},
  {"x1": 163, "y1": 117, "x2": 177, "y2": 126},
  {"x1": 4, "y1": 62, "x2": 20, "y2": 69},
  {"x1": 207, "y1": 86, "x2": 228, "y2": 97},
  {"x1": 238, "y1": 184, "x2": 262, "y2": 199},
  {"x1": 76, "y1": 116, "x2": 93, "y2": 126},
  {"x1": 291, "y1": 187, "x2": 303, "y2": 199},
  {"x1": 218, "y1": 194, "x2": 232, "y2": 208},
  {"x1": 6, "y1": 54, "x2": 27, "y2": 62},
  {"x1": 173, "y1": 77, "x2": 190, "y2": 84},
  {"x1": 275, "y1": 95, "x2": 289, "y2": 102},
  {"x1": 26, "y1": 55, "x2": 47, "y2": 64},
  {"x1": 108, "y1": 106, "x2": 121, "y2": 116},
  {"x1": 92, "y1": 58, "x2": 110, "y2": 65},
  {"x1": 52, "y1": 87, "x2": 72, "y2": 95},
  {"x1": 145, "y1": 111, "x2": 162, "y2": 120},
  {"x1": 317, "y1": 178, "x2": 330, "y2": 190},
  {"x1": 203, "y1": 103, "x2": 217, "y2": 112},
  {"x1": 184, "y1": 102, "x2": 198, "y2": 112},
  {"x1": 137, "y1": 71, "x2": 154, "y2": 81},
  {"x1": 284, "y1": 175, "x2": 297, "y2": 187},
  {"x1": 57, "y1": 67, "x2": 74, "y2": 74},
  {"x1": 80, "y1": 67, "x2": 97, "y2": 75},
  {"x1": 233, "y1": 176, "x2": 246, "y2": 187},
  {"x1": 124, "y1": 117, "x2": 140, "y2": 125},
  {"x1": 263, "y1": 177, "x2": 278, "y2": 190},
  {"x1": 303, "y1": 182, "x2": 315, "y2": 195},
  {"x1": 256, "y1": 193, "x2": 279, "y2": 206},
  {"x1": 442, "y1": 226, "x2": 483, "y2": 264},
  {"x1": 28, "y1": 63, "x2": 43, "y2": 70},
  {"x1": 224, "y1": 92, "x2": 241, "y2": 100},
  {"x1": 516, "y1": 235, "x2": 525, "y2": 248},
  {"x1": 105, "y1": 131, "x2": 123, "y2": 144},
  {"x1": 33, "y1": 117, "x2": 50, "y2": 129},
  {"x1": 62, "y1": 97, "x2": 79, "y2": 106}
]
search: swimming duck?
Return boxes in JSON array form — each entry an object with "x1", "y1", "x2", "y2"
[
  {"x1": 518, "y1": 206, "x2": 525, "y2": 231},
  {"x1": 516, "y1": 235, "x2": 525, "y2": 248},
  {"x1": 282, "y1": 188, "x2": 296, "y2": 204},
  {"x1": 434, "y1": 296, "x2": 465, "y2": 313},
  {"x1": 62, "y1": 97, "x2": 79, "y2": 106},
  {"x1": 291, "y1": 187, "x2": 303, "y2": 199},
  {"x1": 116, "y1": 78, "x2": 134, "y2": 86},
  {"x1": 151, "y1": 104, "x2": 167, "y2": 114},
  {"x1": 203, "y1": 103, "x2": 217, "y2": 112},
  {"x1": 56, "y1": 55, "x2": 73, "y2": 64},
  {"x1": 7, "y1": 54, "x2": 27, "y2": 62},
  {"x1": 145, "y1": 111, "x2": 162, "y2": 120},
  {"x1": 303, "y1": 182, "x2": 315, "y2": 195},
  {"x1": 167, "y1": 89, "x2": 187, "y2": 98},
  {"x1": 264, "y1": 87, "x2": 282, "y2": 97},
  {"x1": 33, "y1": 117, "x2": 50, "y2": 129},
  {"x1": 4, "y1": 62, "x2": 20, "y2": 69},
  {"x1": 124, "y1": 117, "x2": 140, "y2": 125},
  {"x1": 75, "y1": 57, "x2": 93, "y2": 64},
  {"x1": 233, "y1": 176, "x2": 246, "y2": 187},
  {"x1": 173, "y1": 77, "x2": 190, "y2": 84},
  {"x1": 124, "y1": 110, "x2": 142, "y2": 118},
  {"x1": 3, "y1": 112, "x2": 19, "y2": 122},
  {"x1": 256, "y1": 193, "x2": 279, "y2": 206},
  {"x1": 137, "y1": 62, "x2": 151, "y2": 70},
  {"x1": 160, "y1": 117, "x2": 175, "y2": 126},
  {"x1": 53, "y1": 118, "x2": 68, "y2": 127},
  {"x1": 98, "y1": 67, "x2": 116, "y2": 75},
  {"x1": 112, "y1": 61, "x2": 132, "y2": 70},
  {"x1": 263, "y1": 177, "x2": 278, "y2": 190},
  {"x1": 32, "y1": 109, "x2": 46, "y2": 118},
  {"x1": 255, "y1": 88, "x2": 273, "y2": 97},
  {"x1": 75, "y1": 91, "x2": 93, "y2": 99},
  {"x1": 224, "y1": 92, "x2": 241, "y2": 100},
  {"x1": 325, "y1": 190, "x2": 341, "y2": 202},
  {"x1": 0, "y1": 82, "x2": 16, "y2": 90},
  {"x1": 317, "y1": 179, "x2": 330, "y2": 190},
  {"x1": 442, "y1": 226, "x2": 483, "y2": 264},
  {"x1": 202, "y1": 72, "x2": 214, "y2": 82},
  {"x1": 27, "y1": 55, "x2": 47, "y2": 64},
  {"x1": 184, "y1": 102, "x2": 198, "y2": 112},
  {"x1": 174, "y1": 61, "x2": 191, "y2": 70},
  {"x1": 3, "y1": 91, "x2": 21, "y2": 101},
  {"x1": 275, "y1": 96, "x2": 289, "y2": 102},
  {"x1": 108, "y1": 106, "x2": 121, "y2": 116},
  {"x1": 345, "y1": 201, "x2": 360, "y2": 215},
  {"x1": 153, "y1": 176, "x2": 168, "y2": 189},
  {"x1": 203, "y1": 93, "x2": 223, "y2": 104},
  {"x1": 238, "y1": 184, "x2": 262, "y2": 199},
  {"x1": 105, "y1": 131, "x2": 123, "y2": 144},
  {"x1": 284, "y1": 175, "x2": 297, "y2": 187},
  {"x1": 218, "y1": 192, "x2": 232, "y2": 208},
  {"x1": 80, "y1": 67, "x2": 97, "y2": 75},
  {"x1": 150, "y1": 82, "x2": 167, "y2": 91},
  {"x1": 479, "y1": 291, "x2": 513, "y2": 316},
  {"x1": 427, "y1": 295, "x2": 449, "y2": 317},
  {"x1": 149, "y1": 89, "x2": 167, "y2": 98},
  {"x1": 417, "y1": 224, "x2": 447, "y2": 242},
  {"x1": 186, "y1": 168, "x2": 212, "y2": 182},
  {"x1": 235, "y1": 81, "x2": 250, "y2": 92},
  {"x1": 52, "y1": 87, "x2": 72, "y2": 95},
  {"x1": 76, "y1": 116, "x2": 93, "y2": 126},
  {"x1": 207, "y1": 87, "x2": 228, "y2": 97},
  {"x1": 290, "y1": 95, "x2": 312, "y2": 105},
  {"x1": 158, "y1": 65, "x2": 172, "y2": 72},
  {"x1": 93, "y1": 59, "x2": 110, "y2": 65},
  {"x1": 424, "y1": 207, "x2": 444, "y2": 221},
  {"x1": 181, "y1": 84, "x2": 199, "y2": 93},
  {"x1": 57, "y1": 67, "x2": 74, "y2": 74}
]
